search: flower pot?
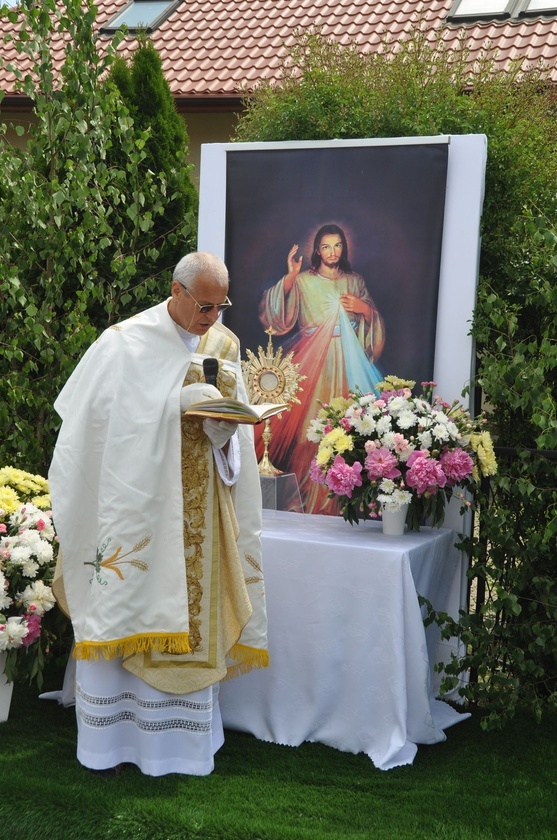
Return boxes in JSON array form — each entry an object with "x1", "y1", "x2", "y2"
[
  {"x1": 0, "y1": 652, "x2": 14, "y2": 723},
  {"x1": 381, "y1": 504, "x2": 409, "y2": 536}
]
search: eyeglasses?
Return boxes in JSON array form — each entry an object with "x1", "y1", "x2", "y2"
[{"x1": 181, "y1": 284, "x2": 232, "y2": 314}]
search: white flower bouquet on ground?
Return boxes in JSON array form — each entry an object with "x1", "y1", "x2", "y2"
[{"x1": 0, "y1": 467, "x2": 58, "y2": 687}]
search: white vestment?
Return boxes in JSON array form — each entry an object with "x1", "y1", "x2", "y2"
[{"x1": 49, "y1": 300, "x2": 268, "y2": 775}]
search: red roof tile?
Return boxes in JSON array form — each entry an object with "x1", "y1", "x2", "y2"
[{"x1": 1, "y1": 0, "x2": 557, "y2": 103}]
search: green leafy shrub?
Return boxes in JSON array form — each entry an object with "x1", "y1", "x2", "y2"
[
  {"x1": 108, "y1": 36, "x2": 198, "y2": 276},
  {"x1": 0, "y1": 0, "x2": 197, "y2": 476}
]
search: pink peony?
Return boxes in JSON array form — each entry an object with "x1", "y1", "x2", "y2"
[
  {"x1": 406, "y1": 449, "x2": 428, "y2": 467},
  {"x1": 36, "y1": 519, "x2": 46, "y2": 531},
  {"x1": 364, "y1": 447, "x2": 401, "y2": 480},
  {"x1": 325, "y1": 456, "x2": 363, "y2": 498},
  {"x1": 22, "y1": 613, "x2": 42, "y2": 647},
  {"x1": 405, "y1": 451, "x2": 447, "y2": 495},
  {"x1": 393, "y1": 433, "x2": 412, "y2": 456},
  {"x1": 339, "y1": 417, "x2": 352, "y2": 431},
  {"x1": 439, "y1": 448, "x2": 474, "y2": 485},
  {"x1": 0, "y1": 524, "x2": 6, "y2": 533},
  {"x1": 309, "y1": 458, "x2": 326, "y2": 484}
]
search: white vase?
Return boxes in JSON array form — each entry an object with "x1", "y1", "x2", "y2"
[
  {"x1": 0, "y1": 651, "x2": 14, "y2": 723},
  {"x1": 381, "y1": 504, "x2": 409, "y2": 536}
]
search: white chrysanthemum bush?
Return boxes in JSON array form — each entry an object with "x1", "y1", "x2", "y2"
[{"x1": 0, "y1": 467, "x2": 59, "y2": 687}]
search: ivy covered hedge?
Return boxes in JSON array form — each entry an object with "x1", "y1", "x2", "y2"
[{"x1": 235, "y1": 28, "x2": 557, "y2": 724}]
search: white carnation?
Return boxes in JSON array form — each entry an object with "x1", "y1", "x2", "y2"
[
  {"x1": 0, "y1": 572, "x2": 11, "y2": 612},
  {"x1": 375, "y1": 416, "x2": 392, "y2": 435},
  {"x1": 17, "y1": 529, "x2": 43, "y2": 551},
  {"x1": 306, "y1": 419, "x2": 325, "y2": 443},
  {"x1": 21, "y1": 557, "x2": 40, "y2": 577},
  {"x1": 433, "y1": 410, "x2": 449, "y2": 425},
  {"x1": 418, "y1": 431, "x2": 433, "y2": 449},
  {"x1": 381, "y1": 432, "x2": 397, "y2": 449},
  {"x1": 37, "y1": 541, "x2": 54, "y2": 565},
  {"x1": 392, "y1": 488, "x2": 413, "y2": 507},
  {"x1": 0, "y1": 616, "x2": 28, "y2": 650},
  {"x1": 387, "y1": 396, "x2": 407, "y2": 415},
  {"x1": 9, "y1": 503, "x2": 40, "y2": 528},
  {"x1": 414, "y1": 399, "x2": 431, "y2": 415},
  {"x1": 432, "y1": 423, "x2": 451, "y2": 442},
  {"x1": 396, "y1": 410, "x2": 417, "y2": 430},
  {"x1": 378, "y1": 488, "x2": 412, "y2": 511},
  {"x1": 18, "y1": 580, "x2": 56, "y2": 616},
  {"x1": 9, "y1": 544, "x2": 32, "y2": 565},
  {"x1": 445, "y1": 421, "x2": 460, "y2": 440},
  {"x1": 352, "y1": 414, "x2": 376, "y2": 435}
]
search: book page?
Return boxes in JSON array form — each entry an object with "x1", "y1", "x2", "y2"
[{"x1": 184, "y1": 398, "x2": 288, "y2": 424}]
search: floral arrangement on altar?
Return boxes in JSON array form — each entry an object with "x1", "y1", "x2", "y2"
[
  {"x1": 0, "y1": 467, "x2": 58, "y2": 687},
  {"x1": 307, "y1": 376, "x2": 497, "y2": 531}
]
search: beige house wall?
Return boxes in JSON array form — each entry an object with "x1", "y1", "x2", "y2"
[
  {"x1": 1, "y1": 106, "x2": 239, "y2": 184},
  {"x1": 182, "y1": 110, "x2": 240, "y2": 182}
]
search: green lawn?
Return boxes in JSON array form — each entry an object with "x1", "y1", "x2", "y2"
[{"x1": 0, "y1": 667, "x2": 555, "y2": 840}]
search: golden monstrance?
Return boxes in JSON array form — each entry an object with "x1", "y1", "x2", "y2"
[{"x1": 242, "y1": 328, "x2": 306, "y2": 476}]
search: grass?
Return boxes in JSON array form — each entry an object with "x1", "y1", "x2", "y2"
[{"x1": 0, "y1": 665, "x2": 556, "y2": 840}]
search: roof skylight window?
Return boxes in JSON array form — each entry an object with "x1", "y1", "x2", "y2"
[
  {"x1": 448, "y1": 0, "x2": 515, "y2": 20},
  {"x1": 100, "y1": 0, "x2": 180, "y2": 34},
  {"x1": 448, "y1": 0, "x2": 557, "y2": 20},
  {"x1": 520, "y1": 0, "x2": 557, "y2": 14}
]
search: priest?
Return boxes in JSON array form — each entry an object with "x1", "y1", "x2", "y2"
[{"x1": 49, "y1": 252, "x2": 267, "y2": 777}]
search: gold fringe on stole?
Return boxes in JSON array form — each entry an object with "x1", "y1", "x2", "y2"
[
  {"x1": 73, "y1": 632, "x2": 191, "y2": 661},
  {"x1": 224, "y1": 643, "x2": 270, "y2": 681}
]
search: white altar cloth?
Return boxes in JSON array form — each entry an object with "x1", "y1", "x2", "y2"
[{"x1": 219, "y1": 510, "x2": 470, "y2": 771}]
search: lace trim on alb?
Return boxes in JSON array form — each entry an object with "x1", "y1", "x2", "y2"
[
  {"x1": 76, "y1": 684, "x2": 212, "y2": 712},
  {"x1": 77, "y1": 708, "x2": 212, "y2": 733}
]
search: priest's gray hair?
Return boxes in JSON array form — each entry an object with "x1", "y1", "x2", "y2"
[{"x1": 172, "y1": 252, "x2": 229, "y2": 291}]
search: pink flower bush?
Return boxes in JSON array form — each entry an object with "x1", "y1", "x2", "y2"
[
  {"x1": 309, "y1": 458, "x2": 327, "y2": 484},
  {"x1": 439, "y1": 448, "x2": 474, "y2": 485},
  {"x1": 393, "y1": 433, "x2": 412, "y2": 456},
  {"x1": 325, "y1": 456, "x2": 363, "y2": 498},
  {"x1": 405, "y1": 451, "x2": 447, "y2": 495},
  {"x1": 307, "y1": 375, "x2": 497, "y2": 529},
  {"x1": 22, "y1": 613, "x2": 42, "y2": 647},
  {"x1": 364, "y1": 448, "x2": 401, "y2": 480}
]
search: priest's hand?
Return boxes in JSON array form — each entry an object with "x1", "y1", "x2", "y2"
[
  {"x1": 203, "y1": 418, "x2": 239, "y2": 449},
  {"x1": 180, "y1": 382, "x2": 221, "y2": 412}
]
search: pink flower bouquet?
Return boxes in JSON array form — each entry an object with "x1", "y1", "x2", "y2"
[{"x1": 307, "y1": 376, "x2": 497, "y2": 531}]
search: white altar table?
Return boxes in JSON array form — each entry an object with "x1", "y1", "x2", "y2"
[{"x1": 220, "y1": 510, "x2": 470, "y2": 771}]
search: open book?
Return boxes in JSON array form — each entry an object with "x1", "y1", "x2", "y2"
[{"x1": 184, "y1": 397, "x2": 288, "y2": 424}]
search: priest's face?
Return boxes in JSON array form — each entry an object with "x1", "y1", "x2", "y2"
[{"x1": 169, "y1": 272, "x2": 230, "y2": 335}]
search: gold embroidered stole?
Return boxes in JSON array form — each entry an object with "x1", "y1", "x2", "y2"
[{"x1": 122, "y1": 326, "x2": 253, "y2": 693}]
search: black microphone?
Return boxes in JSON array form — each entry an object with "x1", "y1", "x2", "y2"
[{"x1": 203, "y1": 357, "x2": 219, "y2": 388}]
